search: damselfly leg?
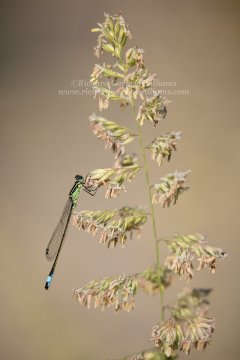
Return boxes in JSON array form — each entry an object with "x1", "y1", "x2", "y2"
[{"x1": 83, "y1": 185, "x2": 98, "y2": 196}]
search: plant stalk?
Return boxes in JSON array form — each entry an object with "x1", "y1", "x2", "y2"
[{"x1": 137, "y1": 123, "x2": 164, "y2": 321}]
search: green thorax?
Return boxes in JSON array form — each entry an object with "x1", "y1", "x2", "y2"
[{"x1": 69, "y1": 181, "x2": 83, "y2": 208}]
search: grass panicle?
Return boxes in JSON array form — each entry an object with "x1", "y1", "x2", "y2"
[{"x1": 73, "y1": 13, "x2": 227, "y2": 360}]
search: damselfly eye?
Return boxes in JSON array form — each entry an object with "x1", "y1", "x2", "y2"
[{"x1": 75, "y1": 175, "x2": 84, "y2": 182}]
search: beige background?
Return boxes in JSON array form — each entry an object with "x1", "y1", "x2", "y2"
[{"x1": 1, "y1": 1, "x2": 239, "y2": 359}]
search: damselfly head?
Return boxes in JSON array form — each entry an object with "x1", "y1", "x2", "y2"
[{"x1": 75, "y1": 175, "x2": 84, "y2": 183}]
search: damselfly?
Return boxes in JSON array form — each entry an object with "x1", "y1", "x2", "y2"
[{"x1": 45, "y1": 175, "x2": 98, "y2": 290}]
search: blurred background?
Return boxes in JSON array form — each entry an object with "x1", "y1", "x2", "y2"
[{"x1": 1, "y1": 1, "x2": 239, "y2": 359}]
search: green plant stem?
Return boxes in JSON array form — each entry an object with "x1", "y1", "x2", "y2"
[
  {"x1": 137, "y1": 123, "x2": 164, "y2": 321},
  {"x1": 120, "y1": 348, "x2": 162, "y2": 360}
]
